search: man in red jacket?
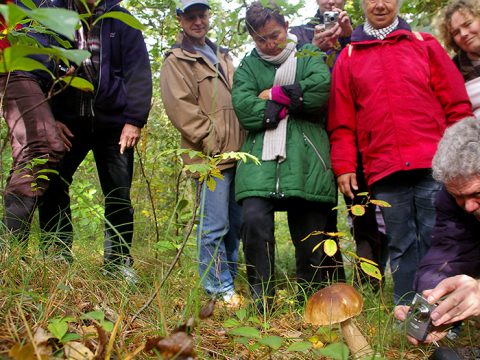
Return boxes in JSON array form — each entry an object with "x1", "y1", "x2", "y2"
[{"x1": 327, "y1": 0, "x2": 473, "y2": 304}]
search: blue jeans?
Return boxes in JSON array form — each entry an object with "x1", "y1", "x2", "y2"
[
  {"x1": 371, "y1": 170, "x2": 442, "y2": 305},
  {"x1": 196, "y1": 168, "x2": 242, "y2": 296}
]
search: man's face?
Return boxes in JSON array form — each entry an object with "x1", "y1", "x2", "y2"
[
  {"x1": 177, "y1": 5, "x2": 210, "y2": 44},
  {"x1": 316, "y1": 0, "x2": 345, "y2": 13},
  {"x1": 445, "y1": 176, "x2": 480, "y2": 221},
  {"x1": 363, "y1": 0, "x2": 398, "y2": 29},
  {"x1": 251, "y1": 18, "x2": 289, "y2": 57}
]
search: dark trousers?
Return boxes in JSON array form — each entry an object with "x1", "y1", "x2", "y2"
[
  {"x1": 345, "y1": 163, "x2": 388, "y2": 288},
  {"x1": 242, "y1": 197, "x2": 344, "y2": 302},
  {"x1": 38, "y1": 123, "x2": 134, "y2": 265},
  {"x1": 0, "y1": 74, "x2": 65, "y2": 243}
]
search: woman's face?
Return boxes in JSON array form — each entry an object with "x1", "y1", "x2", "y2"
[
  {"x1": 450, "y1": 10, "x2": 480, "y2": 58},
  {"x1": 251, "y1": 18, "x2": 289, "y2": 57},
  {"x1": 363, "y1": 0, "x2": 398, "y2": 29}
]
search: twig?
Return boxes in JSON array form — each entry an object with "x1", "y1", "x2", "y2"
[
  {"x1": 135, "y1": 146, "x2": 160, "y2": 244},
  {"x1": 128, "y1": 183, "x2": 200, "y2": 327}
]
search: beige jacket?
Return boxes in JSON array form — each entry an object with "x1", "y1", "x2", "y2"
[{"x1": 160, "y1": 33, "x2": 245, "y2": 172}]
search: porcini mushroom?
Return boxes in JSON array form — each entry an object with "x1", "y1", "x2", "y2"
[{"x1": 304, "y1": 283, "x2": 374, "y2": 359}]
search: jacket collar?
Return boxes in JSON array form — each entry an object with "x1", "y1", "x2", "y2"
[
  {"x1": 172, "y1": 32, "x2": 228, "y2": 56},
  {"x1": 351, "y1": 17, "x2": 411, "y2": 43},
  {"x1": 454, "y1": 50, "x2": 480, "y2": 83}
]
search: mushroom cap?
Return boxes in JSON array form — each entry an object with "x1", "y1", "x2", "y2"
[{"x1": 304, "y1": 283, "x2": 363, "y2": 326}]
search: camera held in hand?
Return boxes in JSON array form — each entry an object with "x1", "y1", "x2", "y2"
[
  {"x1": 323, "y1": 11, "x2": 339, "y2": 29},
  {"x1": 406, "y1": 293, "x2": 438, "y2": 342}
]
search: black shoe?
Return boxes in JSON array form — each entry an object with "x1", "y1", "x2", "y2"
[{"x1": 430, "y1": 346, "x2": 480, "y2": 360}]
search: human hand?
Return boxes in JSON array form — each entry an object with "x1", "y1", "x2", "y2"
[
  {"x1": 258, "y1": 89, "x2": 271, "y2": 100},
  {"x1": 119, "y1": 123, "x2": 141, "y2": 154},
  {"x1": 312, "y1": 23, "x2": 340, "y2": 51},
  {"x1": 393, "y1": 305, "x2": 448, "y2": 345},
  {"x1": 424, "y1": 275, "x2": 480, "y2": 327},
  {"x1": 56, "y1": 121, "x2": 74, "y2": 151},
  {"x1": 337, "y1": 173, "x2": 357, "y2": 199},
  {"x1": 333, "y1": 7, "x2": 353, "y2": 38}
]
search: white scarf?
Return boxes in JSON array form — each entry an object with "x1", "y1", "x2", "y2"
[{"x1": 256, "y1": 33, "x2": 298, "y2": 162}]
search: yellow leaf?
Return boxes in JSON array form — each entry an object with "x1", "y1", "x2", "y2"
[
  {"x1": 323, "y1": 239, "x2": 338, "y2": 257},
  {"x1": 206, "y1": 177, "x2": 217, "y2": 192},
  {"x1": 360, "y1": 261, "x2": 382, "y2": 281},
  {"x1": 64, "y1": 342, "x2": 94, "y2": 360},
  {"x1": 350, "y1": 204, "x2": 366, "y2": 216},
  {"x1": 370, "y1": 199, "x2": 391, "y2": 207}
]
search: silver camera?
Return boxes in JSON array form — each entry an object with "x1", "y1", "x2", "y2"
[
  {"x1": 406, "y1": 293, "x2": 438, "y2": 342},
  {"x1": 323, "y1": 11, "x2": 339, "y2": 28}
]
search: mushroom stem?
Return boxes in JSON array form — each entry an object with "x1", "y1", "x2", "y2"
[{"x1": 340, "y1": 318, "x2": 374, "y2": 359}]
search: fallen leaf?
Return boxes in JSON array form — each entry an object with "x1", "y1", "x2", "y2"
[
  {"x1": 64, "y1": 342, "x2": 95, "y2": 360},
  {"x1": 199, "y1": 299, "x2": 216, "y2": 319},
  {"x1": 33, "y1": 327, "x2": 53, "y2": 345},
  {"x1": 155, "y1": 331, "x2": 194, "y2": 359}
]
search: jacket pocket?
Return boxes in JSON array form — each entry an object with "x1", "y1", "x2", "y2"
[
  {"x1": 95, "y1": 75, "x2": 126, "y2": 113},
  {"x1": 303, "y1": 132, "x2": 327, "y2": 171}
]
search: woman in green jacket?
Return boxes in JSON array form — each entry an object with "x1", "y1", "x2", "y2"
[{"x1": 233, "y1": 0, "x2": 344, "y2": 313}]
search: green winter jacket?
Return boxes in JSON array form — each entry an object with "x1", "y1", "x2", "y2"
[{"x1": 233, "y1": 43, "x2": 336, "y2": 204}]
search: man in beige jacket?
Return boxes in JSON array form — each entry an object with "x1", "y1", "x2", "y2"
[{"x1": 160, "y1": 0, "x2": 244, "y2": 305}]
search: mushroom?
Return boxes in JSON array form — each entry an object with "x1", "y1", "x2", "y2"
[{"x1": 304, "y1": 283, "x2": 374, "y2": 359}]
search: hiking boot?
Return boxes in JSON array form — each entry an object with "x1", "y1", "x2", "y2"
[
  {"x1": 430, "y1": 346, "x2": 480, "y2": 360},
  {"x1": 102, "y1": 263, "x2": 139, "y2": 285}
]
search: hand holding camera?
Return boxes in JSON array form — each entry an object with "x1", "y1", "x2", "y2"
[{"x1": 312, "y1": 7, "x2": 352, "y2": 51}]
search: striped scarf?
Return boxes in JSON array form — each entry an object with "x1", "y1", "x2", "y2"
[
  {"x1": 364, "y1": 17, "x2": 399, "y2": 40},
  {"x1": 256, "y1": 33, "x2": 298, "y2": 162},
  {"x1": 69, "y1": 0, "x2": 105, "y2": 116}
]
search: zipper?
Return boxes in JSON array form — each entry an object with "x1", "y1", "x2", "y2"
[
  {"x1": 303, "y1": 132, "x2": 327, "y2": 171},
  {"x1": 91, "y1": 20, "x2": 103, "y2": 117},
  {"x1": 275, "y1": 159, "x2": 281, "y2": 196}
]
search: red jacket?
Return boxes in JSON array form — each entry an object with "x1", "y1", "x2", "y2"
[{"x1": 327, "y1": 20, "x2": 473, "y2": 186}]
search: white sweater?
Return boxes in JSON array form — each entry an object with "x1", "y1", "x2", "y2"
[{"x1": 466, "y1": 76, "x2": 480, "y2": 119}]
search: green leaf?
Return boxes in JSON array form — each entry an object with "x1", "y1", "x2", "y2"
[
  {"x1": 48, "y1": 317, "x2": 68, "y2": 340},
  {"x1": 318, "y1": 342, "x2": 350, "y2": 360},
  {"x1": 223, "y1": 318, "x2": 241, "y2": 328},
  {"x1": 60, "y1": 76, "x2": 94, "y2": 92},
  {"x1": 81, "y1": 310, "x2": 105, "y2": 322},
  {"x1": 28, "y1": 8, "x2": 80, "y2": 40},
  {"x1": 356, "y1": 192, "x2": 369, "y2": 197},
  {"x1": 93, "y1": 11, "x2": 145, "y2": 30},
  {"x1": 101, "y1": 321, "x2": 114, "y2": 332},
  {"x1": 286, "y1": 341, "x2": 312, "y2": 352},
  {"x1": 360, "y1": 261, "x2": 382, "y2": 281},
  {"x1": 259, "y1": 336, "x2": 283, "y2": 350},
  {"x1": 235, "y1": 308, "x2": 247, "y2": 322},
  {"x1": 350, "y1": 204, "x2": 366, "y2": 216},
  {"x1": 323, "y1": 239, "x2": 338, "y2": 257},
  {"x1": 36, "y1": 175, "x2": 50, "y2": 181},
  {"x1": 60, "y1": 333, "x2": 81, "y2": 343},
  {"x1": 3, "y1": 4, "x2": 28, "y2": 27},
  {"x1": 370, "y1": 199, "x2": 391, "y2": 208},
  {"x1": 228, "y1": 326, "x2": 261, "y2": 339},
  {"x1": 50, "y1": 46, "x2": 91, "y2": 66},
  {"x1": 19, "y1": 0, "x2": 37, "y2": 10},
  {"x1": 1, "y1": 55, "x2": 49, "y2": 73}
]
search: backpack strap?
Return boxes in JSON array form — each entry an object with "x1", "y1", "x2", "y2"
[{"x1": 412, "y1": 31, "x2": 424, "y2": 41}]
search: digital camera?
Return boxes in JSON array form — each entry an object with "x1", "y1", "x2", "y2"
[
  {"x1": 323, "y1": 11, "x2": 339, "y2": 28},
  {"x1": 406, "y1": 293, "x2": 438, "y2": 342}
]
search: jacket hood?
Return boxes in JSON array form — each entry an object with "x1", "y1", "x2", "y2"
[{"x1": 351, "y1": 17, "x2": 411, "y2": 42}]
